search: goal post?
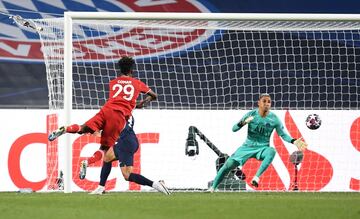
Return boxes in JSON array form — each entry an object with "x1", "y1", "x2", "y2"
[
  {"x1": 64, "y1": 12, "x2": 360, "y2": 22},
  {"x1": 30, "y1": 12, "x2": 360, "y2": 192},
  {"x1": 63, "y1": 13, "x2": 74, "y2": 193}
]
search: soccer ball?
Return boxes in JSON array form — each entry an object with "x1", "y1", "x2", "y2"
[{"x1": 305, "y1": 114, "x2": 321, "y2": 130}]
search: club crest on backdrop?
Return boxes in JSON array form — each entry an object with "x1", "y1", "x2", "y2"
[{"x1": 0, "y1": 0, "x2": 215, "y2": 62}]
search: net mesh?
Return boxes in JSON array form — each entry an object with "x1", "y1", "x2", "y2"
[{"x1": 34, "y1": 18, "x2": 360, "y2": 110}]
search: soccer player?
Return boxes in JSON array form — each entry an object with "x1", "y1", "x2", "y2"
[
  {"x1": 90, "y1": 116, "x2": 170, "y2": 195},
  {"x1": 48, "y1": 56, "x2": 157, "y2": 178},
  {"x1": 207, "y1": 93, "x2": 307, "y2": 192}
]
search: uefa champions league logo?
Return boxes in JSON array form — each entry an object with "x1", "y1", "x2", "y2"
[{"x1": 0, "y1": 0, "x2": 215, "y2": 62}]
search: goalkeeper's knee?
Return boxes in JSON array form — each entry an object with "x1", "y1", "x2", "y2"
[
  {"x1": 263, "y1": 147, "x2": 276, "y2": 160},
  {"x1": 223, "y1": 158, "x2": 239, "y2": 170}
]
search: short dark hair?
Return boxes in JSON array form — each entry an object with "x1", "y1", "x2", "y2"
[
  {"x1": 118, "y1": 56, "x2": 135, "y2": 75},
  {"x1": 259, "y1": 93, "x2": 271, "y2": 100}
]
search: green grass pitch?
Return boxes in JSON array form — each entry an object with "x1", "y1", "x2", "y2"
[{"x1": 1, "y1": 192, "x2": 359, "y2": 219}]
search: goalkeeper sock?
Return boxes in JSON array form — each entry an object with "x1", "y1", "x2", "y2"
[
  {"x1": 99, "y1": 161, "x2": 112, "y2": 186},
  {"x1": 88, "y1": 150, "x2": 104, "y2": 165},
  {"x1": 66, "y1": 124, "x2": 81, "y2": 133},
  {"x1": 128, "y1": 173, "x2": 153, "y2": 187}
]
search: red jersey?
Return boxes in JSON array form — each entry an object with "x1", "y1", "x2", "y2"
[{"x1": 103, "y1": 75, "x2": 150, "y2": 116}]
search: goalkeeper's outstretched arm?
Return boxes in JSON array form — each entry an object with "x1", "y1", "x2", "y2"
[{"x1": 275, "y1": 118, "x2": 308, "y2": 151}]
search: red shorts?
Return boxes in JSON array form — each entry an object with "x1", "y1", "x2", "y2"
[{"x1": 85, "y1": 107, "x2": 126, "y2": 147}]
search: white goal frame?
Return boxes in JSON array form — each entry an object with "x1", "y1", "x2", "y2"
[{"x1": 63, "y1": 12, "x2": 360, "y2": 193}]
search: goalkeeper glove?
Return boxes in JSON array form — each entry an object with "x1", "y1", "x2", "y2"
[
  {"x1": 243, "y1": 116, "x2": 254, "y2": 125},
  {"x1": 293, "y1": 137, "x2": 308, "y2": 151},
  {"x1": 238, "y1": 116, "x2": 254, "y2": 127}
]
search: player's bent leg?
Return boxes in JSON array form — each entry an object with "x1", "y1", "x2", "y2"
[
  {"x1": 120, "y1": 166, "x2": 132, "y2": 180},
  {"x1": 210, "y1": 158, "x2": 240, "y2": 191},
  {"x1": 252, "y1": 147, "x2": 276, "y2": 187},
  {"x1": 103, "y1": 146, "x2": 116, "y2": 162},
  {"x1": 48, "y1": 124, "x2": 93, "y2": 141}
]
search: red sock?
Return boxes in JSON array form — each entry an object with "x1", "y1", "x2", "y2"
[
  {"x1": 87, "y1": 150, "x2": 104, "y2": 165},
  {"x1": 66, "y1": 124, "x2": 81, "y2": 133}
]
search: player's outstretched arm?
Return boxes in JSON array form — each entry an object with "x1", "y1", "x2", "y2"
[
  {"x1": 136, "y1": 90, "x2": 157, "y2": 109},
  {"x1": 274, "y1": 117, "x2": 308, "y2": 151}
]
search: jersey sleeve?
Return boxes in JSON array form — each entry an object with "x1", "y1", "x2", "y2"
[
  {"x1": 137, "y1": 79, "x2": 151, "y2": 93},
  {"x1": 232, "y1": 110, "x2": 255, "y2": 132},
  {"x1": 274, "y1": 115, "x2": 294, "y2": 143}
]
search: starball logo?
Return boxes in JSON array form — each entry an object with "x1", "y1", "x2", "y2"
[{"x1": 0, "y1": 0, "x2": 215, "y2": 62}]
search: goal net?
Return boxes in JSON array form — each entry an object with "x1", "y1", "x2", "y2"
[{"x1": 30, "y1": 13, "x2": 359, "y2": 192}]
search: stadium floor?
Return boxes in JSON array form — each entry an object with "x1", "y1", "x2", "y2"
[{"x1": 1, "y1": 192, "x2": 359, "y2": 219}]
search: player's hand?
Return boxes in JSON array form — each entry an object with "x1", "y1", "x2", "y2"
[
  {"x1": 92, "y1": 131, "x2": 101, "y2": 137},
  {"x1": 237, "y1": 116, "x2": 254, "y2": 128},
  {"x1": 293, "y1": 137, "x2": 307, "y2": 151},
  {"x1": 243, "y1": 116, "x2": 254, "y2": 125},
  {"x1": 136, "y1": 101, "x2": 145, "y2": 109}
]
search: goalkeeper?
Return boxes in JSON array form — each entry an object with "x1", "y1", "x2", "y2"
[{"x1": 208, "y1": 93, "x2": 307, "y2": 191}]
